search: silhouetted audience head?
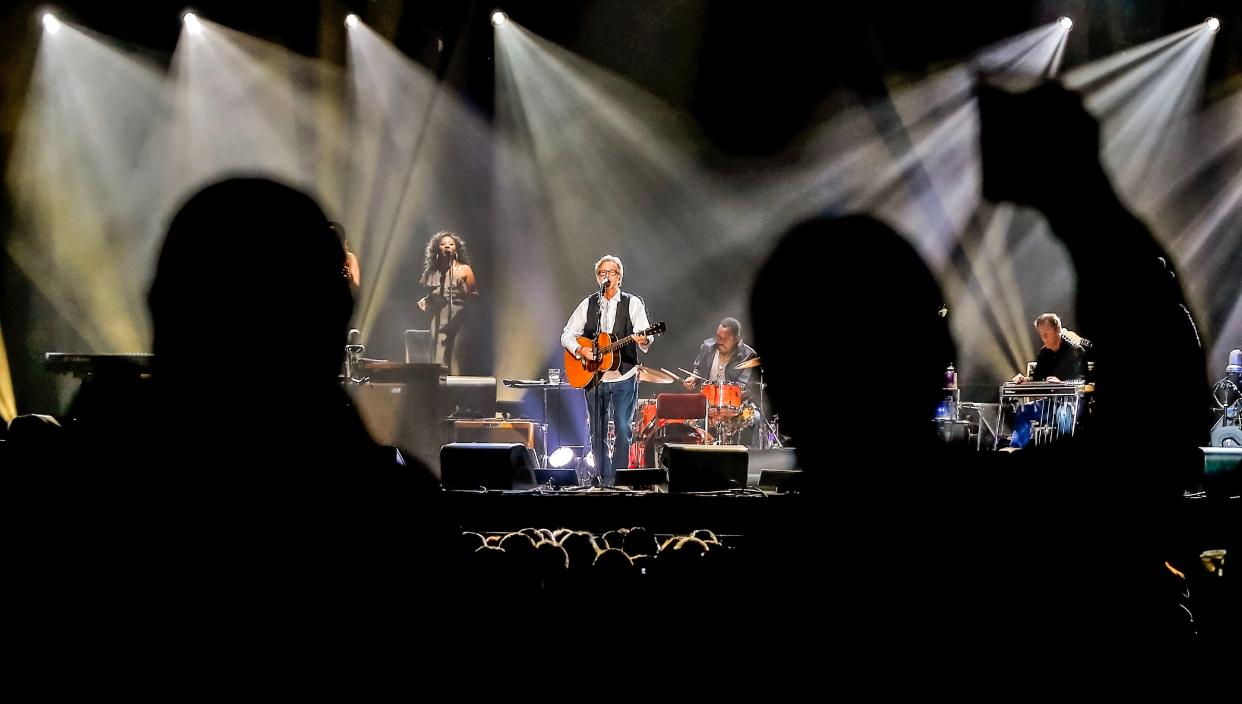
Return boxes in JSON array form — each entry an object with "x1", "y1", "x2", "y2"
[
  {"x1": 602, "y1": 529, "x2": 627, "y2": 550},
  {"x1": 7, "y1": 413, "x2": 62, "y2": 442},
  {"x1": 690, "y1": 529, "x2": 720, "y2": 546},
  {"x1": 593, "y1": 548, "x2": 635, "y2": 572},
  {"x1": 5, "y1": 414, "x2": 65, "y2": 467},
  {"x1": 499, "y1": 532, "x2": 539, "y2": 557},
  {"x1": 559, "y1": 531, "x2": 602, "y2": 570},
  {"x1": 622, "y1": 527, "x2": 659, "y2": 558},
  {"x1": 752, "y1": 215, "x2": 954, "y2": 462},
  {"x1": 149, "y1": 178, "x2": 352, "y2": 386}
]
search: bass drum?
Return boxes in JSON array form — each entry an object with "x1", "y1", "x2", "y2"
[{"x1": 644, "y1": 421, "x2": 710, "y2": 468}]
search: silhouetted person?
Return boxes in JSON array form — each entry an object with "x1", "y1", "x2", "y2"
[
  {"x1": 749, "y1": 214, "x2": 966, "y2": 661},
  {"x1": 977, "y1": 78, "x2": 1207, "y2": 662},
  {"x1": 747, "y1": 78, "x2": 1210, "y2": 661},
  {"x1": 47, "y1": 178, "x2": 452, "y2": 669},
  {"x1": 979, "y1": 79, "x2": 1209, "y2": 485},
  {"x1": 752, "y1": 214, "x2": 955, "y2": 473},
  {"x1": 145, "y1": 174, "x2": 446, "y2": 558}
]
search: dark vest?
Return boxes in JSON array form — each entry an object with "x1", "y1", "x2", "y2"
[{"x1": 583, "y1": 292, "x2": 637, "y2": 374}]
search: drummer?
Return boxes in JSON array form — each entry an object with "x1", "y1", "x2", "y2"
[{"x1": 682, "y1": 318, "x2": 758, "y2": 391}]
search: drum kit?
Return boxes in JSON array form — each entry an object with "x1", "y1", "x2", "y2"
[{"x1": 626, "y1": 357, "x2": 782, "y2": 468}]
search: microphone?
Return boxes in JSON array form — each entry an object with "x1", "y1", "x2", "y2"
[
  {"x1": 345, "y1": 328, "x2": 365, "y2": 355},
  {"x1": 600, "y1": 279, "x2": 608, "y2": 295},
  {"x1": 344, "y1": 328, "x2": 365, "y2": 381}
]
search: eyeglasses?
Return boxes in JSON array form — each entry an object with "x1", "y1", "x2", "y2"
[{"x1": 598, "y1": 269, "x2": 621, "y2": 277}]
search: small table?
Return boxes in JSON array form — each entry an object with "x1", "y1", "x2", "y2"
[{"x1": 503, "y1": 379, "x2": 576, "y2": 467}]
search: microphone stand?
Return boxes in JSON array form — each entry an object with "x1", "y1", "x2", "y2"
[
  {"x1": 591, "y1": 280, "x2": 607, "y2": 482},
  {"x1": 441, "y1": 253, "x2": 455, "y2": 368},
  {"x1": 757, "y1": 365, "x2": 766, "y2": 449}
]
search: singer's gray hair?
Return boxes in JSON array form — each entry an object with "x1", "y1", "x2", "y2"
[
  {"x1": 594, "y1": 255, "x2": 623, "y2": 279},
  {"x1": 1034, "y1": 312, "x2": 1063, "y2": 331}
]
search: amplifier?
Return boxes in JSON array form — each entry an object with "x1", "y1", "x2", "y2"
[{"x1": 454, "y1": 419, "x2": 537, "y2": 448}]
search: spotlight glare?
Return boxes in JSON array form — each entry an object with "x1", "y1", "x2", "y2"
[
  {"x1": 1205, "y1": 17, "x2": 1220, "y2": 33},
  {"x1": 42, "y1": 13, "x2": 61, "y2": 34},
  {"x1": 548, "y1": 446, "x2": 575, "y2": 468},
  {"x1": 491, "y1": 11, "x2": 508, "y2": 27},
  {"x1": 583, "y1": 450, "x2": 595, "y2": 469},
  {"x1": 183, "y1": 11, "x2": 202, "y2": 34},
  {"x1": 1057, "y1": 16, "x2": 1073, "y2": 31},
  {"x1": 345, "y1": 13, "x2": 359, "y2": 29}
]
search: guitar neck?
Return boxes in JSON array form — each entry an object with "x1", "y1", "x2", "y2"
[
  {"x1": 599, "y1": 329, "x2": 654, "y2": 353},
  {"x1": 602, "y1": 335, "x2": 637, "y2": 353}
]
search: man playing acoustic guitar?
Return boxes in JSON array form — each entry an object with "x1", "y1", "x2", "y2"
[{"x1": 560, "y1": 255, "x2": 654, "y2": 486}]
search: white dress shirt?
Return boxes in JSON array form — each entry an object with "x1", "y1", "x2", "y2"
[{"x1": 561, "y1": 289, "x2": 652, "y2": 382}]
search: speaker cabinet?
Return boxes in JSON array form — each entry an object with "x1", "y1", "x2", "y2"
[
  {"x1": 660, "y1": 443, "x2": 749, "y2": 493},
  {"x1": 440, "y1": 442, "x2": 538, "y2": 490}
]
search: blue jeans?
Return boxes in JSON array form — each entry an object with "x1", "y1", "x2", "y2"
[
  {"x1": 1010, "y1": 399, "x2": 1077, "y2": 448},
  {"x1": 584, "y1": 375, "x2": 638, "y2": 485}
]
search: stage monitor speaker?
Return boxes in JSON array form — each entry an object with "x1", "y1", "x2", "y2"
[
  {"x1": 454, "y1": 420, "x2": 537, "y2": 447},
  {"x1": 661, "y1": 444, "x2": 749, "y2": 493},
  {"x1": 440, "y1": 442, "x2": 538, "y2": 491},
  {"x1": 1201, "y1": 447, "x2": 1241, "y2": 499}
]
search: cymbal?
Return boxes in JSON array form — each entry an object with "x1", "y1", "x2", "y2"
[
  {"x1": 636, "y1": 366, "x2": 679, "y2": 384},
  {"x1": 734, "y1": 356, "x2": 762, "y2": 370}
]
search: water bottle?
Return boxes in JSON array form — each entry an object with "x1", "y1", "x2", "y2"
[{"x1": 943, "y1": 364, "x2": 959, "y2": 420}]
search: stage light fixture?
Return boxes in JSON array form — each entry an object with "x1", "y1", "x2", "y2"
[{"x1": 183, "y1": 12, "x2": 202, "y2": 35}]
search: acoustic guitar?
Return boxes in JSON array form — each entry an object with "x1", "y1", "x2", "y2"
[{"x1": 563, "y1": 321, "x2": 666, "y2": 389}]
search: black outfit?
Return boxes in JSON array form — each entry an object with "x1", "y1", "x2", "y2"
[
  {"x1": 690, "y1": 338, "x2": 759, "y2": 387},
  {"x1": 1032, "y1": 333, "x2": 1088, "y2": 381},
  {"x1": 584, "y1": 293, "x2": 638, "y2": 374}
]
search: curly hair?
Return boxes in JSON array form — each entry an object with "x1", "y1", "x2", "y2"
[{"x1": 421, "y1": 231, "x2": 471, "y2": 279}]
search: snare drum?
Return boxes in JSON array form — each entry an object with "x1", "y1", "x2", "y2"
[{"x1": 702, "y1": 380, "x2": 744, "y2": 419}]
